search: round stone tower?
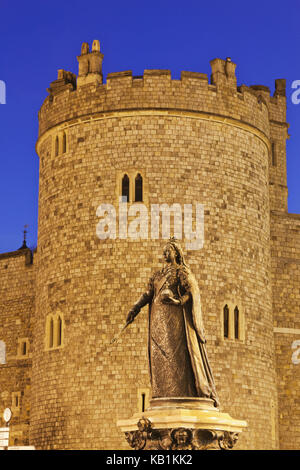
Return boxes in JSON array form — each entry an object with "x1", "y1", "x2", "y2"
[{"x1": 31, "y1": 41, "x2": 281, "y2": 449}]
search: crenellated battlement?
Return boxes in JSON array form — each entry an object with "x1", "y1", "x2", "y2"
[
  {"x1": 0, "y1": 248, "x2": 34, "y2": 267},
  {"x1": 37, "y1": 41, "x2": 287, "y2": 147}
]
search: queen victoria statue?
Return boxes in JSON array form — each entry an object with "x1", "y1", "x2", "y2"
[{"x1": 126, "y1": 238, "x2": 219, "y2": 407}]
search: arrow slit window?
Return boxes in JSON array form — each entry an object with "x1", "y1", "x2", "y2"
[
  {"x1": 223, "y1": 305, "x2": 229, "y2": 338},
  {"x1": 46, "y1": 314, "x2": 64, "y2": 350},
  {"x1": 222, "y1": 303, "x2": 245, "y2": 341},
  {"x1": 135, "y1": 173, "x2": 143, "y2": 202},
  {"x1": 122, "y1": 174, "x2": 130, "y2": 202}
]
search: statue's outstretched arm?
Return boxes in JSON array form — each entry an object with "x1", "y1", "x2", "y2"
[{"x1": 126, "y1": 277, "x2": 154, "y2": 324}]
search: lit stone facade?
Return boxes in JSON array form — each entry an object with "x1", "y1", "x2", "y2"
[
  {"x1": 0, "y1": 41, "x2": 299, "y2": 449},
  {"x1": 0, "y1": 249, "x2": 34, "y2": 446}
]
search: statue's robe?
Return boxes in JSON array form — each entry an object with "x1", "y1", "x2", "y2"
[{"x1": 134, "y1": 265, "x2": 219, "y2": 407}]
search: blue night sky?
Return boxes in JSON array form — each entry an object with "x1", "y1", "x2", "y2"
[{"x1": 0, "y1": 0, "x2": 299, "y2": 253}]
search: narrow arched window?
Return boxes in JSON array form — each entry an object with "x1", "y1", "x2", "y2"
[
  {"x1": 223, "y1": 305, "x2": 229, "y2": 338},
  {"x1": 122, "y1": 174, "x2": 130, "y2": 202},
  {"x1": 234, "y1": 306, "x2": 239, "y2": 339},
  {"x1": 22, "y1": 341, "x2": 27, "y2": 356},
  {"x1": 135, "y1": 173, "x2": 143, "y2": 202},
  {"x1": 49, "y1": 318, "x2": 54, "y2": 348},
  {"x1": 55, "y1": 136, "x2": 59, "y2": 156},
  {"x1": 12, "y1": 392, "x2": 21, "y2": 411},
  {"x1": 57, "y1": 316, "x2": 62, "y2": 347},
  {"x1": 271, "y1": 142, "x2": 277, "y2": 166},
  {"x1": 272, "y1": 142, "x2": 276, "y2": 166},
  {"x1": 138, "y1": 388, "x2": 150, "y2": 413},
  {"x1": 0, "y1": 340, "x2": 6, "y2": 364},
  {"x1": 62, "y1": 132, "x2": 67, "y2": 153}
]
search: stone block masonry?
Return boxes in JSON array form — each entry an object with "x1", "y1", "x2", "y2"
[
  {"x1": 0, "y1": 249, "x2": 35, "y2": 446},
  {"x1": 0, "y1": 40, "x2": 298, "y2": 450}
]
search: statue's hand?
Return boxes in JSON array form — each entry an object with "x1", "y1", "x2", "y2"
[
  {"x1": 161, "y1": 293, "x2": 181, "y2": 305},
  {"x1": 126, "y1": 309, "x2": 137, "y2": 324}
]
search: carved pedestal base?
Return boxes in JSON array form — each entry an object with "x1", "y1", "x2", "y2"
[{"x1": 117, "y1": 398, "x2": 247, "y2": 450}]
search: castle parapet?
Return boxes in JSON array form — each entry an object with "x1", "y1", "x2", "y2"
[{"x1": 37, "y1": 41, "x2": 287, "y2": 152}]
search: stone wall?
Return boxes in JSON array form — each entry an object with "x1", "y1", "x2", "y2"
[
  {"x1": 271, "y1": 211, "x2": 300, "y2": 449},
  {"x1": 30, "y1": 51, "x2": 283, "y2": 449},
  {"x1": 1, "y1": 42, "x2": 298, "y2": 450},
  {"x1": 0, "y1": 249, "x2": 35, "y2": 446}
]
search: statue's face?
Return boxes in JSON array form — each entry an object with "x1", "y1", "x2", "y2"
[{"x1": 163, "y1": 244, "x2": 176, "y2": 263}]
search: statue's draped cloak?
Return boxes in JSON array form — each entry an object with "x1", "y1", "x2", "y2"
[{"x1": 144, "y1": 265, "x2": 219, "y2": 406}]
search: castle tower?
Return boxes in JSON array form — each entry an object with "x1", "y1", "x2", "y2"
[{"x1": 30, "y1": 41, "x2": 289, "y2": 450}]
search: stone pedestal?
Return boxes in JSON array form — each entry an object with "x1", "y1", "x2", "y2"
[{"x1": 117, "y1": 398, "x2": 247, "y2": 450}]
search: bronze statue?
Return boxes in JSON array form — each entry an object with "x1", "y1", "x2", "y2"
[{"x1": 127, "y1": 238, "x2": 219, "y2": 407}]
